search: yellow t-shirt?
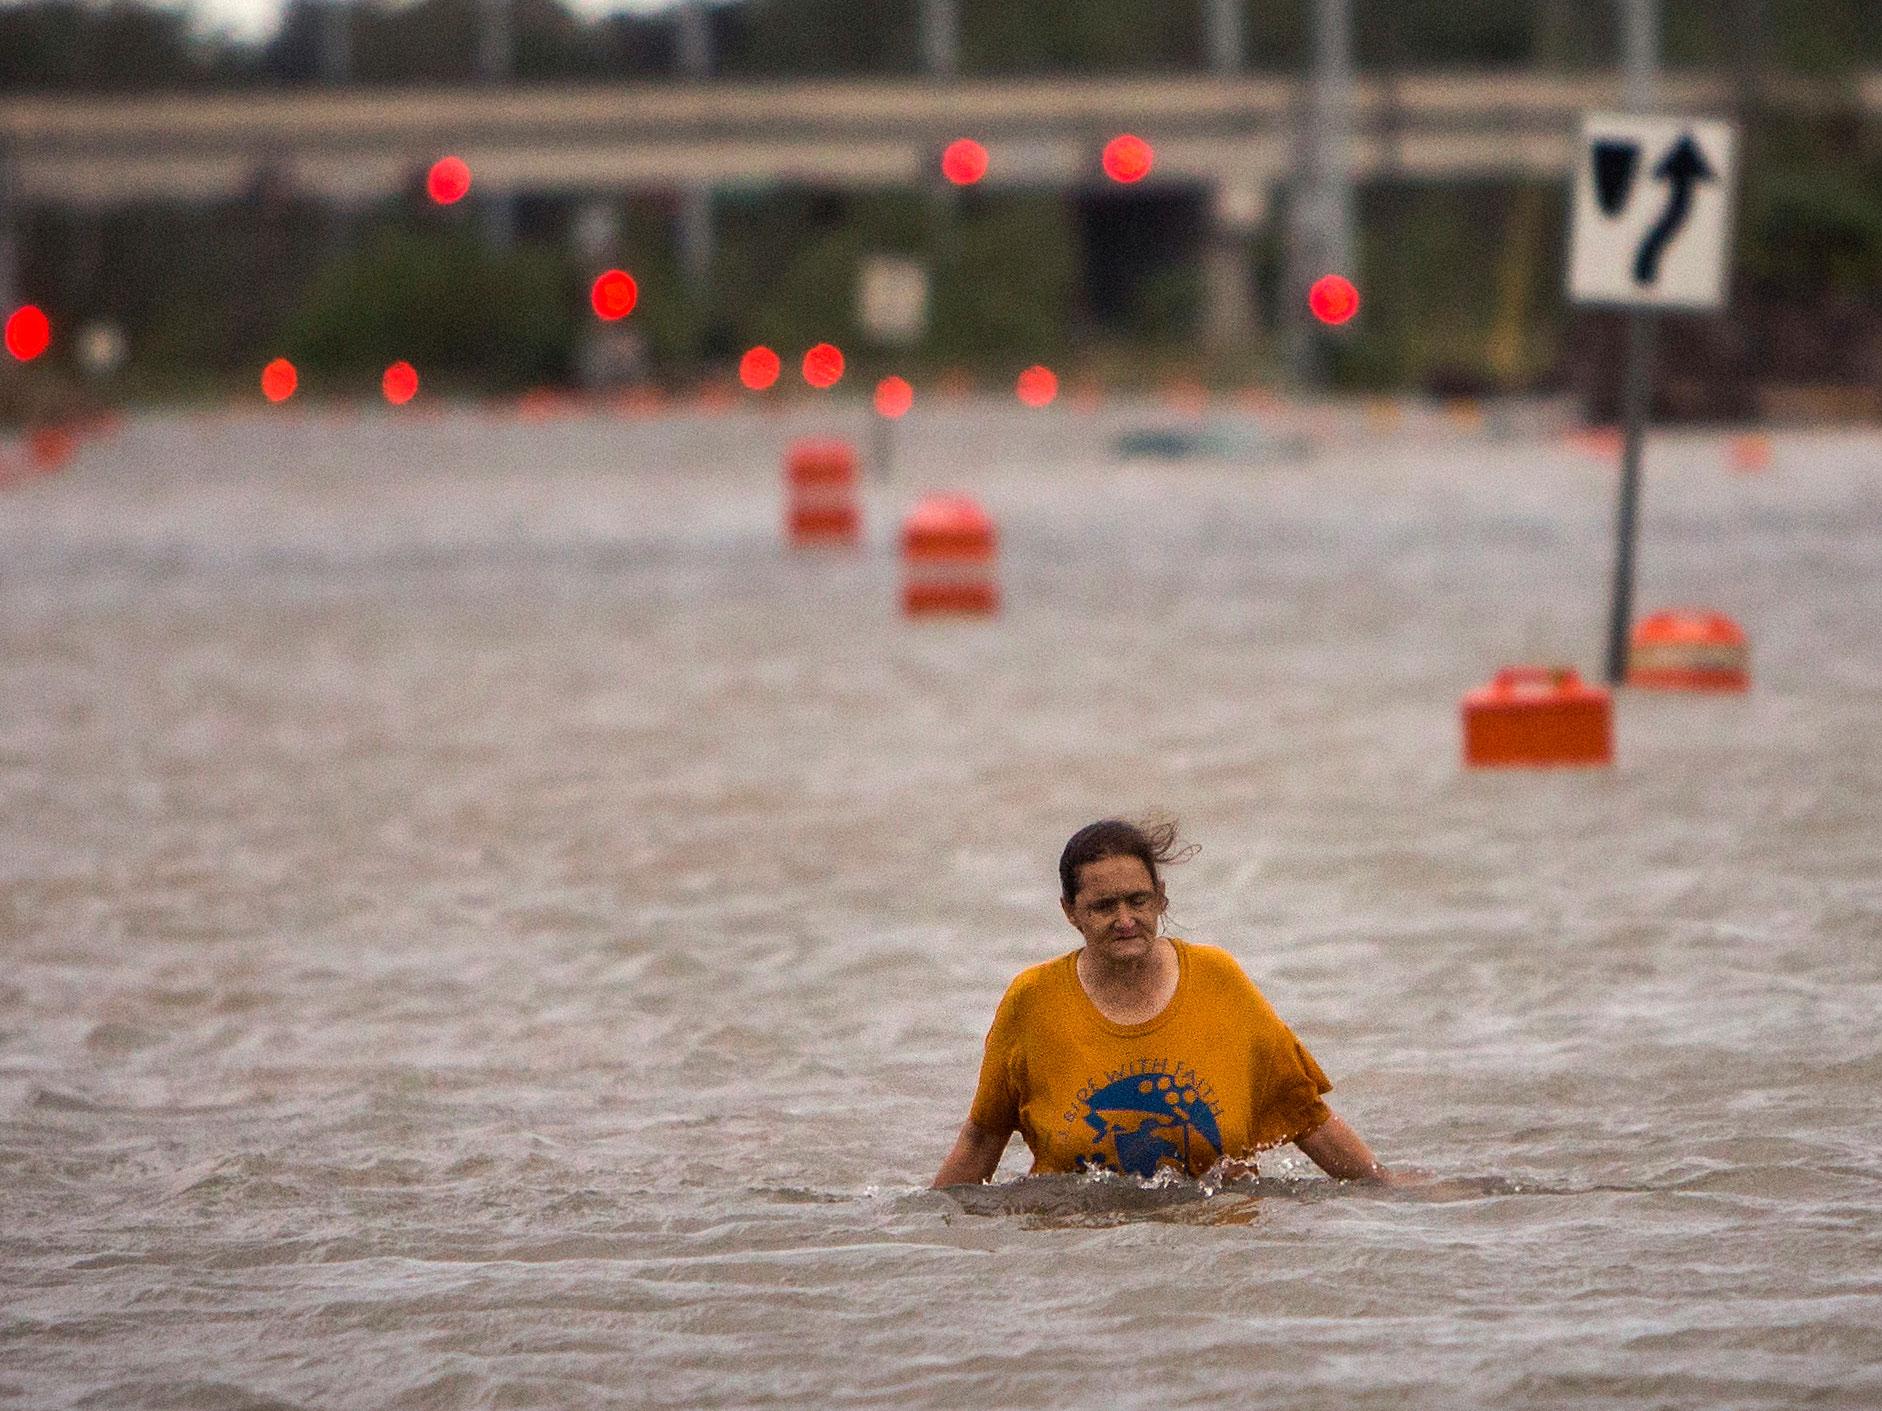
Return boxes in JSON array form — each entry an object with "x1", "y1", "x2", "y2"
[{"x1": 968, "y1": 938, "x2": 1333, "y2": 1179}]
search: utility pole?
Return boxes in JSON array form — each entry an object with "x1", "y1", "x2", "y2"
[
  {"x1": 1205, "y1": 0, "x2": 1244, "y2": 75},
  {"x1": 676, "y1": 1, "x2": 711, "y2": 80},
  {"x1": 1602, "y1": 0, "x2": 1661, "y2": 685},
  {"x1": 476, "y1": 0, "x2": 514, "y2": 248},
  {"x1": 1202, "y1": 0, "x2": 1253, "y2": 350},
  {"x1": 1287, "y1": 0, "x2": 1356, "y2": 384},
  {"x1": 674, "y1": 3, "x2": 715, "y2": 314},
  {"x1": 477, "y1": 0, "x2": 511, "y2": 86},
  {"x1": 920, "y1": 0, "x2": 959, "y2": 79},
  {"x1": 316, "y1": 1, "x2": 350, "y2": 85},
  {"x1": 0, "y1": 145, "x2": 17, "y2": 313}
]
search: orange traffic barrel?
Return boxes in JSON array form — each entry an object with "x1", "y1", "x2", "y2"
[
  {"x1": 1728, "y1": 434, "x2": 1772, "y2": 473},
  {"x1": 1462, "y1": 666, "x2": 1612, "y2": 768},
  {"x1": 1628, "y1": 610, "x2": 1749, "y2": 692},
  {"x1": 785, "y1": 440, "x2": 861, "y2": 547},
  {"x1": 902, "y1": 494, "x2": 998, "y2": 617},
  {"x1": 27, "y1": 425, "x2": 77, "y2": 474}
]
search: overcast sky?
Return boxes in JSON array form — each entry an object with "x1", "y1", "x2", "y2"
[{"x1": 184, "y1": 0, "x2": 685, "y2": 43}]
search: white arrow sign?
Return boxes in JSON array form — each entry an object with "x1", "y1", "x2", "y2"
[{"x1": 1568, "y1": 113, "x2": 1739, "y2": 312}]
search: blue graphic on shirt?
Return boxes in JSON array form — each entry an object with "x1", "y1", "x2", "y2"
[{"x1": 1078, "y1": 1073, "x2": 1224, "y2": 1178}]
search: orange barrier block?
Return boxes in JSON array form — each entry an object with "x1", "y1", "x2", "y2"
[
  {"x1": 902, "y1": 494, "x2": 998, "y2": 617},
  {"x1": 1462, "y1": 666, "x2": 1612, "y2": 768},
  {"x1": 1161, "y1": 378, "x2": 1210, "y2": 417},
  {"x1": 516, "y1": 387, "x2": 580, "y2": 421},
  {"x1": 27, "y1": 425, "x2": 77, "y2": 473},
  {"x1": 785, "y1": 440, "x2": 861, "y2": 547},
  {"x1": 1444, "y1": 399, "x2": 1486, "y2": 432},
  {"x1": 613, "y1": 387, "x2": 668, "y2": 419},
  {"x1": 1728, "y1": 434, "x2": 1772, "y2": 474},
  {"x1": 1628, "y1": 610, "x2": 1749, "y2": 692},
  {"x1": 1565, "y1": 426, "x2": 1623, "y2": 460}
]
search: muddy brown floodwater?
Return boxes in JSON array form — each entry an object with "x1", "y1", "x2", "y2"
[{"x1": 2, "y1": 402, "x2": 1879, "y2": 1409}]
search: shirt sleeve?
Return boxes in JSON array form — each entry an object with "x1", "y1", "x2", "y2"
[
  {"x1": 966, "y1": 981, "x2": 1023, "y2": 1134},
  {"x1": 1249, "y1": 978, "x2": 1339, "y2": 1151},
  {"x1": 1247, "y1": 1019, "x2": 1335, "y2": 1152}
]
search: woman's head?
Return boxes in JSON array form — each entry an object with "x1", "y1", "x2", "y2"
[{"x1": 1058, "y1": 816, "x2": 1192, "y2": 905}]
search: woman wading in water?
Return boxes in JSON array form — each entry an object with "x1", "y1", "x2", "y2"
[{"x1": 934, "y1": 818, "x2": 1406, "y2": 1188}]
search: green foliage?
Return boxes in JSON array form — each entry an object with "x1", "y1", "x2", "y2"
[
  {"x1": 1743, "y1": 159, "x2": 1882, "y2": 295},
  {"x1": 928, "y1": 197, "x2": 1080, "y2": 359},
  {"x1": 1354, "y1": 0, "x2": 1532, "y2": 71},
  {"x1": 960, "y1": 0, "x2": 1202, "y2": 74},
  {"x1": 282, "y1": 227, "x2": 576, "y2": 387},
  {"x1": 725, "y1": 0, "x2": 919, "y2": 75}
]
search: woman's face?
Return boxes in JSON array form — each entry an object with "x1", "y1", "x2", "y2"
[{"x1": 1062, "y1": 854, "x2": 1166, "y2": 963}]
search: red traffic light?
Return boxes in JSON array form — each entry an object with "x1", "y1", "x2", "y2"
[
  {"x1": 260, "y1": 357, "x2": 298, "y2": 403},
  {"x1": 1308, "y1": 274, "x2": 1360, "y2": 325},
  {"x1": 941, "y1": 139, "x2": 989, "y2": 187},
  {"x1": 427, "y1": 157, "x2": 472, "y2": 205},
  {"x1": 1102, "y1": 135, "x2": 1155, "y2": 184},
  {"x1": 802, "y1": 343, "x2": 845, "y2": 390},
  {"x1": 874, "y1": 376, "x2": 914, "y2": 419},
  {"x1": 382, "y1": 360, "x2": 419, "y2": 405},
  {"x1": 590, "y1": 269, "x2": 639, "y2": 321},
  {"x1": 5, "y1": 304, "x2": 51, "y2": 362},
  {"x1": 1016, "y1": 365, "x2": 1059, "y2": 408},
  {"x1": 739, "y1": 346, "x2": 782, "y2": 391}
]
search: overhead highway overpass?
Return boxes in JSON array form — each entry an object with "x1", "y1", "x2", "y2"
[{"x1": 5, "y1": 70, "x2": 1877, "y2": 208}]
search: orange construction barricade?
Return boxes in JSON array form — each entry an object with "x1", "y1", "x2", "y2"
[
  {"x1": 1462, "y1": 666, "x2": 1612, "y2": 768},
  {"x1": 902, "y1": 494, "x2": 998, "y2": 617},
  {"x1": 1628, "y1": 610, "x2": 1749, "y2": 692},
  {"x1": 785, "y1": 440, "x2": 861, "y2": 547}
]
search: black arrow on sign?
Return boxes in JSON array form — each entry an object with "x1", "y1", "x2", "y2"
[{"x1": 1633, "y1": 133, "x2": 1716, "y2": 286}]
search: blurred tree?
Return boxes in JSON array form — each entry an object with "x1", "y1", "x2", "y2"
[
  {"x1": 959, "y1": 0, "x2": 1202, "y2": 74},
  {"x1": 928, "y1": 195, "x2": 1079, "y2": 358},
  {"x1": 720, "y1": 0, "x2": 919, "y2": 75},
  {"x1": 0, "y1": 1, "x2": 243, "y2": 90},
  {"x1": 282, "y1": 226, "x2": 576, "y2": 385}
]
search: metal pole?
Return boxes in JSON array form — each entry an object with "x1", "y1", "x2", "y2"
[
  {"x1": 872, "y1": 410, "x2": 894, "y2": 485},
  {"x1": 676, "y1": 1, "x2": 711, "y2": 80},
  {"x1": 1604, "y1": 0, "x2": 1660, "y2": 685},
  {"x1": 0, "y1": 144, "x2": 18, "y2": 313},
  {"x1": 476, "y1": 0, "x2": 514, "y2": 247},
  {"x1": 1205, "y1": 0, "x2": 1245, "y2": 75},
  {"x1": 1620, "y1": 0, "x2": 1659, "y2": 108},
  {"x1": 920, "y1": 0, "x2": 959, "y2": 79},
  {"x1": 1605, "y1": 313, "x2": 1657, "y2": 682},
  {"x1": 317, "y1": 0, "x2": 351, "y2": 86},
  {"x1": 1287, "y1": 0, "x2": 1356, "y2": 384},
  {"x1": 477, "y1": 0, "x2": 511, "y2": 85}
]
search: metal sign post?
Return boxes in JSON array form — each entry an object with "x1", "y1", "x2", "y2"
[
  {"x1": 1567, "y1": 112, "x2": 1738, "y2": 684},
  {"x1": 1606, "y1": 312, "x2": 1657, "y2": 683}
]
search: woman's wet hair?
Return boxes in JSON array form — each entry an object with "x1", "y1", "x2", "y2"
[{"x1": 1058, "y1": 816, "x2": 1198, "y2": 904}]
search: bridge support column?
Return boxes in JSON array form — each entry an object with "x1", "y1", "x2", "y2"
[
  {"x1": 678, "y1": 186, "x2": 714, "y2": 302},
  {"x1": 1204, "y1": 181, "x2": 1265, "y2": 353}
]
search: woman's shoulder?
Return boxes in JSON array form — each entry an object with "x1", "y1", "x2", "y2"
[
  {"x1": 989, "y1": 949, "x2": 1076, "y2": 1016},
  {"x1": 1004, "y1": 949, "x2": 1076, "y2": 997},
  {"x1": 1175, "y1": 939, "x2": 1275, "y2": 1004},
  {"x1": 1174, "y1": 937, "x2": 1251, "y2": 980}
]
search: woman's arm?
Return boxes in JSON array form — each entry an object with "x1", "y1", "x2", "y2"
[
  {"x1": 931, "y1": 1119, "x2": 1013, "y2": 1187},
  {"x1": 1294, "y1": 1112, "x2": 1395, "y2": 1183}
]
